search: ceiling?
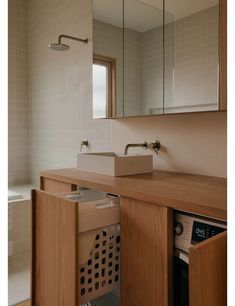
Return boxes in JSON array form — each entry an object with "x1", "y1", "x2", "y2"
[{"x1": 93, "y1": 0, "x2": 219, "y2": 32}]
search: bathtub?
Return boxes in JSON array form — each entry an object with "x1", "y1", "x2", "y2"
[
  {"x1": 8, "y1": 185, "x2": 33, "y2": 264},
  {"x1": 8, "y1": 186, "x2": 106, "y2": 259},
  {"x1": 8, "y1": 185, "x2": 33, "y2": 202},
  {"x1": 8, "y1": 186, "x2": 33, "y2": 305}
]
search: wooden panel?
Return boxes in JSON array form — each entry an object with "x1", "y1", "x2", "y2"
[
  {"x1": 120, "y1": 197, "x2": 173, "y2": 306},
  {"x1": 40, "y1": 177, "x2": 77, "y2": 193},
  {"x1": 40, "y1": 169, "x2": 227, "y2": 221},
  {"x1": 189, "y1": 231, "x2": 227, "y2": 306},
  {"x1": 219, "y1": 0, "x2": 227, "y2": 110},
  {"x1": 17, "y1": 301, "x2": 31, "y2": 306},
  {"x1": 31, "y1": 190, "x2": 79, "y2": 306}
]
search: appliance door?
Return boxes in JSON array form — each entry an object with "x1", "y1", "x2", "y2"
[{"x1": 174, "y1": 251, "x2": 189, "y2": 306}]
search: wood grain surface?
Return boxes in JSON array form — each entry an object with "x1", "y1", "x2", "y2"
[
  {"x1": 40, "y1": 169, "x2": 227, "y2": 220},
  {"x1": 31, "y1": 190, "x2": 79, "y2": 306},
  {"x1": 189, "y1": 231, "x2": 227, "y2": 306},
  {"x1": 120, "y1": 198, "x2": 173, "y2": 306}
]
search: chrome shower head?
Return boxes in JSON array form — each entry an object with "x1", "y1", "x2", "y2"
[{"x1": 49, "y1": 34, "x2": 88, "y2": 51}]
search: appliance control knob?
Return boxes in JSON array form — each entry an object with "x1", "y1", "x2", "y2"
[{"x1": 174, "y1": 222, "x2": 183, "y2": 235}]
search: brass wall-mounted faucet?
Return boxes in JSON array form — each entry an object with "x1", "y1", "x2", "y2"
[
  {"x1": 124, "y1": 142, "x2": 148, "y2": 155},
  {"x1": 124, "y1": 140, "x2": 160, "y2": 155},
  {"x1": 80, "y1": 139, "x2": 89, "y2": 152}
]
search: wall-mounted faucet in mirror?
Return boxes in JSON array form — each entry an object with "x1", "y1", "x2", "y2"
[{"x1": 92, "y1": 0, "x2": 226, "y2": 118}]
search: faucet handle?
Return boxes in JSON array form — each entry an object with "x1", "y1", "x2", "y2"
[
  {"x1": 80, "y1": 139, "x2": 89, "y2": 152},
  {"x1": 148, "y1": 140, "x2": 161, "y2": 154},
  {"x1": 143, "y1": 141, "x2": 148, "y2": 149}
]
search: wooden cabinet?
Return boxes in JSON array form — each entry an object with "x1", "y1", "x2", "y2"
[
  {"x1": 189, "y1": 231, "x2": 227, "y2": 306},
  {"x1": 120, "y1": 198, "x2": 173, "y2": 306},
  {"x1": 34, "y1": 172, "x2": 227, "y2": 306}
]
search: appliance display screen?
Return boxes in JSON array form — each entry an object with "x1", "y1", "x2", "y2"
[{"x1": 191, "y1": 221, "x2": 225, "y2": 244}]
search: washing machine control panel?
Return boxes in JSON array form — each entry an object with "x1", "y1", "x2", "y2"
[{"x1": 174, "y1": 212, "x2": 226, "y2": 253}]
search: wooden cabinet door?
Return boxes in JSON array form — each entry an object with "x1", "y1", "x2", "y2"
[
  {"x1": 189, "y1": 231, "x2": 227, "y2": 306},
  {"x1": 31, "y1": 189, "x2": 79, "y2": 306},
  {"x1": 120, "y1": 197, "x2": 173, "y2": 306}
]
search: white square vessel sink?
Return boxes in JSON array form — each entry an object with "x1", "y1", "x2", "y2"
[{"x1": 77, "y1": 152, "x2": 153, "y2": 176}]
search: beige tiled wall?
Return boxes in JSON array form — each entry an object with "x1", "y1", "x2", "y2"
[
  {"x1": 29, "y1": 0, "x2": 112, "y2": 186},
  {"x1": 8, "y1": 0, "x2": 30, "y2": 185}
]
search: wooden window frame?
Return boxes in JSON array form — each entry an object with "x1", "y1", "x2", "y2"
[{"x1": 93, "y1": 54, "x2": 116, "y2": 118}]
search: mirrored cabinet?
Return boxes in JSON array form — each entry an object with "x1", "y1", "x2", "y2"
[{"x1": 92, "y1": 0, "x2": 226, "y2": 118}]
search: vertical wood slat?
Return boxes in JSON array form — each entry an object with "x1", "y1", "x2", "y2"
[
  {"x1": 120, "y1": 197, "x2": 173, "y2": 306},
  {"x1": 219, "y1": 0, "x2": 227, "y2": 110},
  {"x1": 31, "y1": 190, "x2": 79, "y2": 306},
  {"x1": 189, "y1": 231, "x2": 227, "y2": 306}
]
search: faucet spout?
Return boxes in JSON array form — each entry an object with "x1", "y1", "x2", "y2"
[{"x1": 124, "y1": 142, "x2": 148, "y2": 155}]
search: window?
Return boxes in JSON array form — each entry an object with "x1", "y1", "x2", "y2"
[{"x1": 93, "y1": 55, "x2": 116, "y2": 118}]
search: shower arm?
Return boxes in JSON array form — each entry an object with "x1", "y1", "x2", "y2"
[{"x1": 58, "y1": 34, "x2": 88, "y2": 45}]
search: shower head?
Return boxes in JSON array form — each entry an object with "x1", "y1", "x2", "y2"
[
  {"x1": 49, "y1": 43, "x2": 70, "y2": 51},
  {"x1": 49, "y1": 34, "x2": 88, "y2": 51}
]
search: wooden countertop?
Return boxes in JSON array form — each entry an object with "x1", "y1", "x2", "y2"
[{"x1": 40, "y1": 169, "x2": 227, "y2": 221}]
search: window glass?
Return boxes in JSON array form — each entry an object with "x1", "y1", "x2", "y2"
[{"x1": 93, "y1": 64, "x2": 107, "y2": 118}]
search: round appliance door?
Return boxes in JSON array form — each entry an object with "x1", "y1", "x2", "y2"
[{"x1": 174, "y1": 250, "x2": 189, "y2": 306}]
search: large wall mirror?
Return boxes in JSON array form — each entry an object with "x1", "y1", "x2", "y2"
[{"x1": 93, "y1": 0, "x2": 225, "y2": 118}]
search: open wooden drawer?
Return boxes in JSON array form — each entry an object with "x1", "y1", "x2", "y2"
[
  {"x1": 189, "y1": 230, "x2": 227, "y2": 306},
  {"x1": 31, "y1": 189, "x2": 120, "y2": 306}
]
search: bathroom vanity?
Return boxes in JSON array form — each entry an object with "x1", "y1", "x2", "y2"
[{"x1": 31, "y1": 169, "x2": 227, "y2": 306}]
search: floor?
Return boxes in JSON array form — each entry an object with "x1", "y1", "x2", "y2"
[
  {"x1": 15, "y1": 290, "x2": 119, "y2": 306},
  {"x1": 8, "y1": 269, "x2": 30, "y2": 306},
  {"x1": 17, "y1": 302, "x2": 30, "y2": 306}
]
